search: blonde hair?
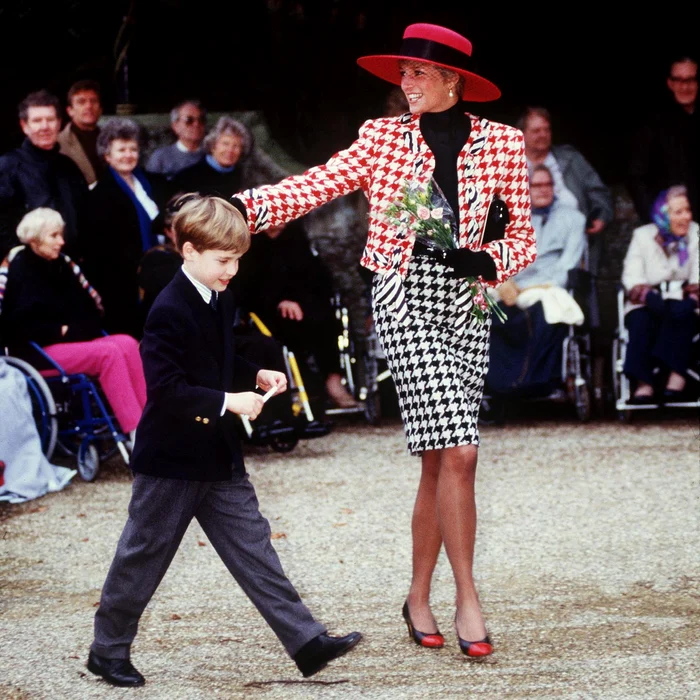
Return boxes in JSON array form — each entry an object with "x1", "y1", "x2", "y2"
[
  {"x1": 16, "y1": 207, "x2": 65, "y2": 243},
  {"x1": 172, "y1": 193, "x2": 250, "y2": 254}
]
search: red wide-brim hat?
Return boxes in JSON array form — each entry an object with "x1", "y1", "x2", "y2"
[{"x1": 357, "y1": 23, "x2": 501, "y2": 103}]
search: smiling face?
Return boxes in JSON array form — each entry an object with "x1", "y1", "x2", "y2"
[
  {"x1": 104, "y1": 138, "x2": 139, "y2": 177},
  {"x1": 399, "y1": 60, "x2": 459, "y2": 114},
  {"x1": 211, "y1": 131, "x2": 244, "y2": 168},
  {"x1": 67, "y1": 89, "x2": 102, "y2": 130},
  {"x1": 667, "y1": 193, "x2": 692, "y2": 236},
  {"x1": 21, "y1": 105, "x2": 61, "y2": 150},
  {"x1": 182, "y1": 244, "x2": 242, "y2": 292},
  {"x1": 31, "y1": 226, "x2": 65, "y2": 260}
]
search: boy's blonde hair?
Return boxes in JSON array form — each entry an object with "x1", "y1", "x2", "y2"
[{"x1": 172, "y1": 193, "x2": 250, "y2": 254}]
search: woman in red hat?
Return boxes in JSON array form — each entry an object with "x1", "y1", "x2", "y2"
[{"x1": 232, "y1": 22, "x2": 536, "y2": 658}]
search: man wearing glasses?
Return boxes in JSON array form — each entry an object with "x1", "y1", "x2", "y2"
[
  {"x1": 627, "y1": 55, "x2": 698, "y2": 222},
  {"x1": 146, "y1": 99, "x2": 207, "y2": 180}
]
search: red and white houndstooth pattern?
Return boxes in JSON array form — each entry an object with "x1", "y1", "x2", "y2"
[{"x1": 235, "y1": 112, "x2": 536, "y2": 287}]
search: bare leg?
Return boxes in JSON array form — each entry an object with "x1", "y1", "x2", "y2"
[
  {"x1": 633, "y1": 380, "x2": 654, "y2": 398},
  {"x1": 437, "y1": 445, "x2": 487, "y2": 641},
  {"x1": 406, "y1": 450, "x2": 443, "y2": 633},
  {"x1": 665, "y1": 371, "x2": 686, "y2": 391}
]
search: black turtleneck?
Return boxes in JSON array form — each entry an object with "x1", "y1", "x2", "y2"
[{"x1": 419, "y1": 101, "x2": 471, "y2": 218}]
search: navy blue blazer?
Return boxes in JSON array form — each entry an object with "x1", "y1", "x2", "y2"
[{"x1": 130, "y1": 269, "x2": 259, "y2": 480}]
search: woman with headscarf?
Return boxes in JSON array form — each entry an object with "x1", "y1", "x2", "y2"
[
  {"x1": 621, "y1": 185, "x2": 699, "y2": 403},
  {"x1": 231, "y1": 23, "x2": 536, "y2": 658}
]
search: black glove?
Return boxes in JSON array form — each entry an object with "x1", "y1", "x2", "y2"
[
  {"x1": 442, "y1": 248, "x2": 498, "y2": 281},
  {"x1": 229, "y1": 196, "x2": 248, "y2": 222}
]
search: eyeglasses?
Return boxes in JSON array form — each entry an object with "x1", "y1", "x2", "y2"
[
  {"x1": 531, "y1": 182, "x2": 554, "y2": 189},
  {"x1": 668, "y1": 76, "x2": 698, "y2": 85},
  {"x1": 180, "y1": 115, "x2": 206, "y2": 126}
]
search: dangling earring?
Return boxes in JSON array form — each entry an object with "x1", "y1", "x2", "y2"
[{"x1": 449, "y1": 87, "x2": 455, "y2": 98}]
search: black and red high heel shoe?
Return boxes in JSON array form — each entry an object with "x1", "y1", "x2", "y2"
[
  {"x1": 455, "y1": 612, "x2": 493, "y2": 657},
  {"x1": 402, "y1": 601, "x2": 444, "y2": 648},
  {"x1": 457, "y1": 633, "x2": 493, "y2": 657}
]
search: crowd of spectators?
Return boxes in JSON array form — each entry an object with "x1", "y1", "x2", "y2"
[{"x1": 0, "y1": 51, "x2": 697, "y2": 471}]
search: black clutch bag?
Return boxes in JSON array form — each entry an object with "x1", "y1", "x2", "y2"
[{"x1": 482, "y1": 196, "x2": 510, "y2": 244}]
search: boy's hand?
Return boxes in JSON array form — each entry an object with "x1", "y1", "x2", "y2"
[
  {"x1": 226, "y1": 392, "x2": 265, "y2": 419},
  {"x1": 256, "y1": 369, "x2": 287, "y2": 396}
]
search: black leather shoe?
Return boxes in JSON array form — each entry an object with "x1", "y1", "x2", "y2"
[
  {"x1": 628, "y1": 393, "x2": 657, "y2": 405},
  {"x1": 87, "y1": 650, "x2": 145, "y2": 687},
  {"x1": 293, "y1": 631, "x2": 362, "y2": 678}
]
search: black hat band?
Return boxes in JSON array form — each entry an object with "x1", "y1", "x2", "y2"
[{"x1": 399, "y1": 38, "x2": 472, "y2": 72}]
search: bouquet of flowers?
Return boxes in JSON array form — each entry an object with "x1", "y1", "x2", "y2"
[{"x1": 384, "y1": 181, "x2": 506, "y2": 323}]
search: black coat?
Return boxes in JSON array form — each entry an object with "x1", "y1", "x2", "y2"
[
  {"x1": 0, "y1": 246, "x2": 103, "y2": 366},
  {"x1": 170, "y1": 159, "x2": 244, "y2": 200},
  {"x1": 137, "y1": 244, "x2": 182, "y2": 321},
  {"x1": 82, "y1": 168, "x2": 166, "y2": 336},
  {"x1": 130, "y1": 269, "x2": 260, "y2": 480},
  {"x1": 0, "y1": 139, "x2": 88, "y2": 260},
  {"x1": 234, "y1": 218, "x2": 334, "y2": 319}
]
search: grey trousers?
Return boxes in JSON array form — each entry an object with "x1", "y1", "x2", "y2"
[{"x1": 91, "y1": 472, "x2": 326, "y2": 660}]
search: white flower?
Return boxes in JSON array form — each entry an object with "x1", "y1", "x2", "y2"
[{"x1": 430, "y1": 207, "x2": 444, "y2": 219}]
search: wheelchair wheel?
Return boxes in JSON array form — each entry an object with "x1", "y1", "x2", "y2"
[
  {"x1": 363, "y1": 391, "x2": 382, "y2": 426},
  {"x1": 4, "y1": 356, "x2": 58, "y2": 460},
  {"x1": 574, "y1": 379, "x2": 592, "y2": 422},
  {"x1": 269, "y1": 434, "x2": 299, "y2": 453},
  {"x1": 611, "y1": 336, "x2": 633, "y2": 421},
  {"x1": 77, "y1": 440, "x2": 100, "y2": 482}
]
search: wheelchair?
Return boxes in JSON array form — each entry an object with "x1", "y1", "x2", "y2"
[
  {"x1": 324, "y1": 291, "x2": 397, "y2": 426},
  {"x1": 239, "y1": 312, "x2": 333, "y2": 452},
  {"x1": 480, "y1": 273, "x2": 595, "y2": 425},
  {"x1": 3, "y1": 342, "x2": 131, "y2": 481},
  {"x1": 611, "y1": 285, "x2": 700, "y2": 420}
]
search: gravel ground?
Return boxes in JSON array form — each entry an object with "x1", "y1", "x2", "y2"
[{"x1": 1, "y1": 409, "x2": 699, "y2": 700}]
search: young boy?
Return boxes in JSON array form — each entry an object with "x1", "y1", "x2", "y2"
[{"x1": 87, "y1": 194, "x2": 361, "y2": 687}]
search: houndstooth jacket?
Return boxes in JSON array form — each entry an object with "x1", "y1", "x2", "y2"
[{"x1": 234, "y1": 111, "x2": 536, "y2": 322}]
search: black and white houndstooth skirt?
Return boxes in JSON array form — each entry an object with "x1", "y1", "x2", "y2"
[{"x1": 372, "y1": 253, "x2": 491, "y2": 455}]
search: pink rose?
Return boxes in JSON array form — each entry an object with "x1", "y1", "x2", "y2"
[
  {"x1": 430, "y1": 207, "x2": 444, "y2": 219},
  {"x1": 474, "y1": 292, "x2": 488, "y2": 310},
  {"x1": 417, "y1": 206, "x2": 430, "y2": 220}
]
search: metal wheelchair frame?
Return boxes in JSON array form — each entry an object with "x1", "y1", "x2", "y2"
[
  {"x1": 4, "y1": 342, "x2": 130, "y2": 481},
  {"x1": 611, "y1": 285, "x2": 700, "y2": 420}
]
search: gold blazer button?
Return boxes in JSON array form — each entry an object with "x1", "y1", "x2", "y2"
[
  {"x1": 195, "y1": 416, "x2": 202, "y2": 422},
  {"x1": 202, "y1": 418, "x2": 210, "y2": 424}
]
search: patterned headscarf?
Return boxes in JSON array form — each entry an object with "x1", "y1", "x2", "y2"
[{"x1": 651, "y1": 189, "x2": 689, "y2": 265}]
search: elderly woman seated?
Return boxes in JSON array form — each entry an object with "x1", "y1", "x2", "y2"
[
  {"x1": 485, "y1": 164, "x2": 587, "y2": 397},
  {"x1": 0, "y1": 208, "x2": 146, "y2": 441},
  {"x1": 621, "y1": 185, "x2": 699, "y2": 403},
  {"x1": 171, "y1": 116, "x2": 287, "y2": 199}
]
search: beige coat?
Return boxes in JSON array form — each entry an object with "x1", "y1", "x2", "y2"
[{"x1": 57, "y1": 123, "x2": 98, "y2": 187}]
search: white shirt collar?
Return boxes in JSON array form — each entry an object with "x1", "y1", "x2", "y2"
[
  {"x1": 181, "y1": 264, "x2": 215, "y2": 305},
  {"x1": 175, "y1": 140, "x2": 200, "y2": 153}
]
